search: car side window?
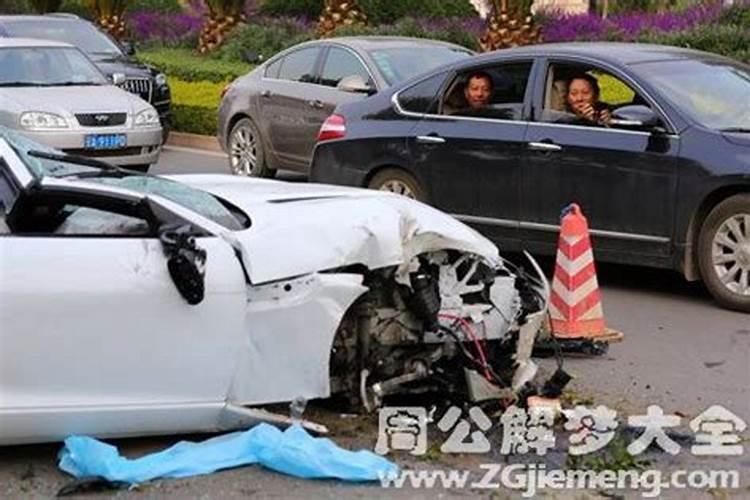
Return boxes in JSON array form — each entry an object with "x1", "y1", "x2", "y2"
[
  {"x1": 277, "y1": 47, "x2": 321, "y2": 84},
  {"x1": 441, "y1": 62, "x2": 533, "y2": 120},
  {"x1": 9, "y1": 194, "x2": 151, "y2": 237},
  {"x1": 540, "y1": 62, "x2": 656, "y2": 129},
  {"x1": 320, "y1": 47, "x2": 373, "y2": 89},
  {"x1": 265, "y1": 57, "x2": 283, "y2": 79},
  {"x1": 396, "y1": 72, "x2": 448, "y2": 114}
]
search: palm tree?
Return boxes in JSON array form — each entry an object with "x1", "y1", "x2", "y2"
[
  {"x1": 477, "y1": 0, "x2": 541, "y2": 52},
  {"x1": 198, "y1": 0, "x2": 245, "y2": 53},
  {"x1": 317, "y1": 0, "x2": 367, "y2": 38},
  {"x1": 86, "y1": 0, "x2": 128, "y2": 40},
  {"x1": 29, "y1": 0, "x2": 63, "y2": 13}
]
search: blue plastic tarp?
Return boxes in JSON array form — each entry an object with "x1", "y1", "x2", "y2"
[{"x1": 59, "y1": 423, "x2": 398, "y2": 484}]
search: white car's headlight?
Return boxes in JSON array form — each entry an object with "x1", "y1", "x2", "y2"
[
  {"x1": 20, "y1": 112, "x2": 69, "y2": 130},
  {"x1": 155, "y1": 73, "x2": 167, "y2": 87},
  {"x1": 134, "y1": 108, "x2": 160, "y2": 127}
]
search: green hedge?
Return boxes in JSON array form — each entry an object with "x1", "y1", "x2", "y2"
[
  {"x1": 639, "y1": 24, "x2": 750, "y2": 63},
  {"x1": 258, "y1": 0, "x2": 476, "y2": 23},
  {"x1": 170, "y1": 79, "x2": 225, "y2": 136},
  {"x1": 137, "y1": 48, "x2": 253, "y2": 82}
]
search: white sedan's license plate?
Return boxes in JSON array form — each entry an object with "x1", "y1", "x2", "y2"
[{"x1": 84, "y1": 134, "x2": 127, "y2": 150}]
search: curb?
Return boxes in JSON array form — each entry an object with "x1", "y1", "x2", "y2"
[{"x1": 167, "y1": 131, "x2": 223, "y2": 153}]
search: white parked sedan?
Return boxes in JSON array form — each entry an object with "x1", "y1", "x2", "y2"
[
  {"x1": 0, "y1": 38, "x2": 162, "y2": 172},
  {"x1": 0, "y1": 128, "x2": 555, "y2": 445}
]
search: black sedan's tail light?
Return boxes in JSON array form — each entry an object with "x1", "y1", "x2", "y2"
[{"x1": 318, "y1": 114, "x2": 346, "y2": 141}]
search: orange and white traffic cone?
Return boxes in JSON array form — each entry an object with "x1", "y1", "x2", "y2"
[{"x1": 549, "y1": 203, "x2": 623, "y2": 343}]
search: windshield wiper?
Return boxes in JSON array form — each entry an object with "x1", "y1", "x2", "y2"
[
  {"x1": 27, "y1": 150, "x2": 120, "y2": 172},
  {"x1": 0, "y1": 81, "x2": 42, "y2": 87},
  {"x1": 53, "y1": 82, "x2": 103, "y2": 86},
  {"x1": 720, "y1": 127, "x2": 750, "y2": 133}
]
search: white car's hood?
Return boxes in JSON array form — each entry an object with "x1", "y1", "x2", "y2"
[
  {"x1": 168, "y1": 174, "x2": 501, "y2": 284},
  {"x1": 1, "y1": 85, "x2": 145, "y2": 114}
]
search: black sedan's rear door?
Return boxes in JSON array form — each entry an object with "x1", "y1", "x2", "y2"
[{"x1": 408, "y1": 60, "x2": 536, "y2": 250}]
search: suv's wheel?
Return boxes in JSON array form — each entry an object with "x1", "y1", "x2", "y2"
[
  {"x1": 367, "y1": 168, "x2": 426, "y2": 202},
  {"x1": 697, "y1": 193, "x2": 750, "y2": 312},
  {"x1": 228, "y1": 118, "x2": 276, "y2": 178}
]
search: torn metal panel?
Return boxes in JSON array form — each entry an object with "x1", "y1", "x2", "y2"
[{"x1": 227, "y1": 273, "x2": 367, "y2": 405}]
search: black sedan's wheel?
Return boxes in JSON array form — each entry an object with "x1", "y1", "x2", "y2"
[
  {"x1": 228, "y1": 118, "x2": 276, "y2": 178},
  {"x1": 368, "y1": 168, "x2": 426, "y2": 202},
  {"x1": 698, "y1": 194, "x2": 750, "y2": 312}
]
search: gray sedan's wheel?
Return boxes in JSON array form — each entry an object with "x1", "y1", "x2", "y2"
[
  {"x1": 228, "y1": 118, "x2": 276, "y2": 178},
  {"x1": 367, "y1": 168, "x2": 426, "y2": 202},
  {"x1": 698, "y1": 194, "x2": 750, "y2": 312}
]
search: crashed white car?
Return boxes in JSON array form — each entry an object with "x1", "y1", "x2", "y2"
[{"x1": 0, "y1": 128, "x2": 557, "y2": 445}]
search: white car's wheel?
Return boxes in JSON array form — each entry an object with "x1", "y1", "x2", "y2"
[{"x1": 228, "y1": 118, "x2": 276, "y2": 178}]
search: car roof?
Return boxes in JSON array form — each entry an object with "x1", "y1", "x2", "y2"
[
  {"x1": 0, "y1": 37, "x2": 73, "y2": 48},
  {"x1": 472, "y1": 42, "x2": 729, "y2": 66},
  {"x1": 0, "y1": 14, "x2": 82, "y2": 22},
  {"x1": 299, "y1": 36, "x2": 469, "y2": 52}
]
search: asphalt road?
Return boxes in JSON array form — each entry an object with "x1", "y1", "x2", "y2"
[{"x1": 1, "y1": 147, "x2": 747, "y2": 499}]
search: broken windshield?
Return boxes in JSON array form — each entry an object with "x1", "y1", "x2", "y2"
[{"x1": 2, "y1": 128, "x2": 245, "y2": 230}]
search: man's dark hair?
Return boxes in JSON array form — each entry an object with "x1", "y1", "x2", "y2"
[
  {"x1": 465, "y1": 71, "x2": 494, "y2": 90},
  {"x1": 568, "y1": 73, "x2": 600, "y2": 97}
]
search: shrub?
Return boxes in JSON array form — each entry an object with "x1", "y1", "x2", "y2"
[
  {"x1": 59, "y1": 0, "x2": 91, "y2": 17},
  {"x1": 214, "y1": 16, "x2": 315, "y2": 61},
  {"x1": 639, "y1": 24, "x2": 750, "y2": 63},
  {"x1": 137, "y1": 48, "x2": 253, "y2": 82},
  {"x1": 169, "y1": 79, "x2": 225, "y2": 135},
  {"x1": 127, "y1": 0, "x2": 182, "y2": 13},
  {"x1": 128, "y1": 10, "x2": 203, "y2": 47},
  {"x1": 0, "y1": 0, "x2": 30, "y2": 13},
  {"x1": 258, "y1": 0, "x2": 477, "y2": 23}
]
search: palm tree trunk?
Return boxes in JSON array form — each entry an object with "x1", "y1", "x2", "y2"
[{"x1": 317, "y1": 0, "x2": 368, "y2": 38}]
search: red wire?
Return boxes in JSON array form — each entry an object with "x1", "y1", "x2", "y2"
[{"x1": 438, "y1": 313, "x2": 491, "y2": 381}]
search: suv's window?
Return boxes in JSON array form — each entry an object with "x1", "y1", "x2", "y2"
[
  {"x1": 278, "y1": 47, "x2": 320, "y2": 83},
  {"x1": 320, "y1": 47, "x2": 372, "y2": 88},
  {"x1": 396, "y1": 72, "x2": 448, "y2": 114},
  {"x1": 442, "y1": 62, "x2": 532, "y2": 120},
  {"x1": 1, "y1": 19, "x2": 122, "y2": 57},
  {"x1": 540, "y1": 62, "x2": 654, "y2": 128}
]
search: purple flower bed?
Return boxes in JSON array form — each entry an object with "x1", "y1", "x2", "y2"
[
  {"x1": 128, "y1": 11, "x2": 203, "y2": 45},
  {"x1": 539, "y1": 2, "x2": 724, "y2": 42}
]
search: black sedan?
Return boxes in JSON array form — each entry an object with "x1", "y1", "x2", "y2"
[{"x1": 310, "y1": 43, "x2": 750, "y2": 312}]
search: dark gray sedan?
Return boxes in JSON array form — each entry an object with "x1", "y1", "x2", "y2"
[{"x1": 217, "y1": 37, "x2": 472, "y2": 177}]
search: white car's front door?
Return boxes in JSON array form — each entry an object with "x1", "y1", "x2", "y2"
[{"x1": 0, "y1": 219, "x2": 247, "y2": 444}]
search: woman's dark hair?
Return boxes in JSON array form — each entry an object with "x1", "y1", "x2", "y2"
[{"x1": 568, "y1": 73, "x2": 600, "y2": 97}]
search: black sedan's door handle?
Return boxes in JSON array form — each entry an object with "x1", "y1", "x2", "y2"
[
  {"x1": 308, "y1": 99, "x2": 324, "y2": 109},
  {"x1": 260, "y1": 90, "x2": 272, "y2": 98},
  {"x1": 528, "y1": 141, "x2": 562, "y2": 152}
]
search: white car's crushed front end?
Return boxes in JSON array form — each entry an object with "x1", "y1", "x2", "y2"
[{"x1": 171, "y1": 175, "x2": 565, "y2": 411}]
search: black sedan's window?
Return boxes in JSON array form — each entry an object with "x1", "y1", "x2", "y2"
[
  {"x1": 396, "y1": 72, "x2": 448, "y2": 114},
  {"x1": 278, "y1": 47, "x2": 320, "y2": 84},
  {"x1": 320, "y1": 47, "x2": 372, "y2": 88},
  {"x1": 442, "y1": 62, "x2": 532, "y2": 120}
]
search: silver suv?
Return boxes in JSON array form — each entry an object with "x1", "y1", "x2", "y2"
[{"x1": 0, "y1": 38, "x2": 161, "y2": 171}]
